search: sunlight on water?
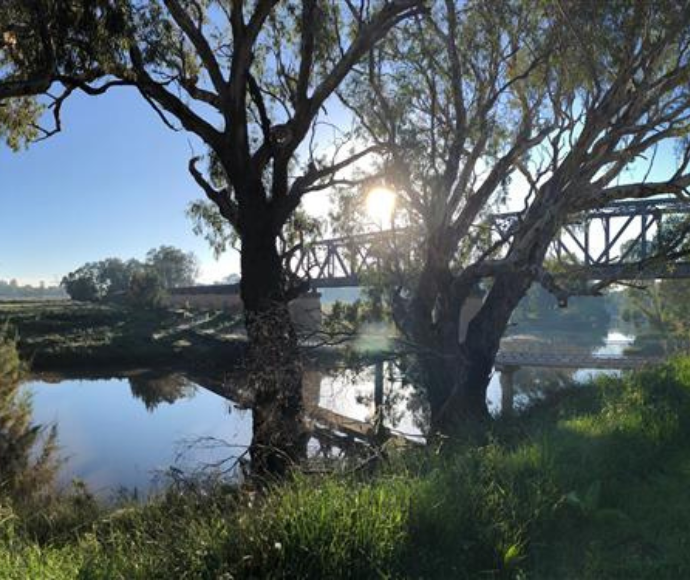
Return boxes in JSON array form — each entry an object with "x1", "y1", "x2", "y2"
[{"x1": 318, "y1": 366, "x2": 424, "y2": 438}]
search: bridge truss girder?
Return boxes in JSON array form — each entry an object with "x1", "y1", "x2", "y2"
[{"x1": 292, "y1": 198, "x2": 690, "y2": 288}]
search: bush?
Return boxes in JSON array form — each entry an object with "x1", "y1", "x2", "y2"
[
  {"x1": 127, "y1": 270, "x2": 166, "y2": 308},
  {"x1": 0, "y1": 328, "x2": 58, "y2": 504},
  {"x1": 60, "y1": 269, "x2": 100, "y2": 302}
]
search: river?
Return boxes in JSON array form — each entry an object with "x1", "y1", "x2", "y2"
[{"x1": 21, "y1": 331, "x2": 636, "y2": 495}]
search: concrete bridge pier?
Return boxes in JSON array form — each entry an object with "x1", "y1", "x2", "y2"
[
  {"x1": 289, "y1": 290, "x2": 323, "y2": 335},
  {"x1": 166, "y1": 286, "x2": 323, "y2": 334},
  {"x1": 374, "y1": 361, "x2": 384, "y2": 412},
  {"x1": 372, "y1": 360, "x2": 389, "y2": 443},
  {"x1": 497, "y1": 365, "x2": 519, "y2": 416}
]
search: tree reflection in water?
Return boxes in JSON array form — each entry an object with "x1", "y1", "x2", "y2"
[
  {"x1": 126, "y1": 360, "x2": 582, "y2": 476},
  {"x1": 129, "y1": 373, "x2": 197, "y2": 412}
]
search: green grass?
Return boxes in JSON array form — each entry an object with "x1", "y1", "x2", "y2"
[
  {"x1": 4, "y1": 357, "x2": 690, "y2": 578},
  {"x1": 0, "y1": 300, "x2": 245, "y2": 372}
]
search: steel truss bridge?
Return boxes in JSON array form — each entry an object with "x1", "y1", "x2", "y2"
[{"x1": 292, "y1": 197, "x2": 690, "y2": 288}]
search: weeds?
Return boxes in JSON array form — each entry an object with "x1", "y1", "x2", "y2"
[{"x1": 3, "y1": 358, "x2": 690, "y2": 578}]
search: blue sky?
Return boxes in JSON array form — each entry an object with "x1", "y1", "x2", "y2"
[
  {"x1": 0, "y1": 88, "x2": 240, "y2": 285},
  {"x1": 1, "y1": 86, "x2": 682, "y2": 287}
]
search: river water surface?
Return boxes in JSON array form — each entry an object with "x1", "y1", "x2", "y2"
[{"x1": 22, "y1": 331, "x2": 635, "y2": 494}]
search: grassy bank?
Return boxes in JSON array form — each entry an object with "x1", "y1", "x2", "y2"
[
  {"x1": 0, "y1": 301, "x2": 394, "y2": 378},
  {"x1": 0, "y1": 301, "x2": 246, "y2": 372},
  {"x1": 3, "y1": 358, "x2": 690, "y2": 578}
]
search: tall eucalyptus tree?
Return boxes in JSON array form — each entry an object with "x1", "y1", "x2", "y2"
[
  {"x1": 0, "y1": 0, "x2": 424, "y2": 474},
  {"x1": 339, "y1": 0, "x2": 690, "y2": 432}
]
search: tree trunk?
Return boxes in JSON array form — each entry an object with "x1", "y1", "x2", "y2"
[
  {"x1": 240, "y1": 228, "x2": 306, "y2": 480},
  {"x1": 409, "y1": 187, "x2": 570, "y2": 435},
  {"x1": 411, "y1": 268, "x2": 534, "y2": 436}
]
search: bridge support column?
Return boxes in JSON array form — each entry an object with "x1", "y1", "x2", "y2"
[
  {"x1": 458, "y1": 286, "x2": 485, "y2": 344},
  {"x1": 288, "y1": 290, "x2": 322, "y2": 334},
  {"x1": 498, "y1": 365, "x2": 519, "y2": 416},
  {"x1": 301, "y1": 370, "x2": 322, "y2": 414},
  {"x1": 374, "y1": 360, "x2": 384, "y2": 412}
]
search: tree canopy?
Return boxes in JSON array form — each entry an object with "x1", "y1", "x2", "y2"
[
  {"x1": 5, "y1": 1, "x2": 690, "y2": 439},
  {"x1": 331, "y1": 0, "x2": 690, "y2": 427},
  {"x1": 145, "y1": 245, "x2": 199, "y2": 289},
  {"x1": 60, "y1": 246, "x2": 198, "y2": 302}
]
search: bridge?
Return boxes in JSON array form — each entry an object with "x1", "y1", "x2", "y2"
[
  {"x1": 493, "y1": 340, "x2": 665, "y2": 414},
  {"x1": 291, "y1": 197, "x2": 690, "y2": 287},
  {"x1": 495, "y1": 350, "x2": 662, "y2": 370}
]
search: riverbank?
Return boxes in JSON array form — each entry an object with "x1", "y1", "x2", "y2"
[
  {"x1": 0, "y1": 300, "x2": 248, "y2": 372},
  {"x1": 0, "y1": 301, "x2": 386, "y2": 375},
  {"x1": 3, "y1": 357, "x2": 690, "y2": 578}
]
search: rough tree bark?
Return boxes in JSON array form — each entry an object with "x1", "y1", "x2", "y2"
[
  {"x1": 241, "y1": 228, "x2": 306, "y2": 477},
  {"x1": 413, "y1": 188, "x2": 569, "y2": 432}
]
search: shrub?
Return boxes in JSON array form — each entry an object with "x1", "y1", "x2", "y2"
[
  {"x1": 127, "y1": 270, "x2": 166, "y2": 308},
  {"x1": 0, "y1": 327, "x2": 58, "y2": 504}
]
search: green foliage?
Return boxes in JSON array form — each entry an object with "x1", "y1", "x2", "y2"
[
  {"x1": 6, "y1": 359, "x2": 690, "y2": 577},
  {"x1": 60, "y1": 247, "x2": 199, "y2": 302},
  {"x1": 623, "y1": 280, "x2": 690, "y2": 355},
  {"x1": 0, "y1": 327, "x2": 58, "y2": 505},
  {"x1": 127, "y1": 270, "x2": 166, "y2": 308},
  {"x1": 510, "y1": 284, "x2": 612, "y2": 338},
  {"x1": 187, "y1": 199, "x2": 236, "y2": 259},
  {"x1": 226, "y1": 475, "x2": 414, "y2": 580},
  {"x1": 188, "y1": 199, "x2": 323, "y2": 267},
  {"x1": 0, "y1": 97, "x2": 42, "y2": 150},
  {"x1": 145, "y1": 246, "x2": 199, "y2": 289},
  {"x1": 60, "y1": 266, "x2": 102, "y2": 302},
  {"x1": 323, "y1": 297, "x2": 387, "y2": 334},
  {"x1": 61, "y1": 259, "x2": 142, "y2": 302}
]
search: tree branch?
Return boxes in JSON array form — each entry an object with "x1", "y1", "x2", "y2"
[
  {"x1": 188, "y1": 157, "x2": 240, "y2": 230},
  {"x1": 163, "y1": 0, "x2": 226, "y2": 94},
  {"x1": 128, "y1": 44, "x2": 222, "y2": 149}
]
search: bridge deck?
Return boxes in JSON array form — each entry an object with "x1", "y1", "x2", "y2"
[{"x1": 495, "y1": 351, "x2": 663, "y2": 369}]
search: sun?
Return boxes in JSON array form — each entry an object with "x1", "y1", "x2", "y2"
[{"x1": 365, "y1": 186, "x2": 396, "y2": 227}]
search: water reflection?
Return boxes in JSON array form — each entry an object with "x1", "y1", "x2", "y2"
[
  {"x1": 312, "y1": 364, "x2": 427, "y2": 440},
  {"x1": 23, "y1": 378, "x2": 251, "y2": 495},
  {"x1": 22, "y1": 331, "x2": 637, "y2": 492},
  {"x1": 491, "y1": 330, "x2": 635, "y2": 414},
  {"x1": 316, "y1": 331, "x2": 635, "y2": 422},
  {"x1": 128, "y1": 373, "x2": 197, "y2": 411}
]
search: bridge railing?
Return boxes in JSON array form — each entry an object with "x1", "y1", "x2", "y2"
[{"x1": 289, "y1": 229, "x2": 416, "y2": 288}]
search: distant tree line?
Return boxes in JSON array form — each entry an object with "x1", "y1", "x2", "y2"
[
  {"x1": 61, "y1": 246, "x2": 199, "y2": 306},
  {"x1": 0, "y1": 279, "x2": 65, "y2": 300},
  {"x1": 510, "y1": 286, "x2": 613, "y2": 340}
]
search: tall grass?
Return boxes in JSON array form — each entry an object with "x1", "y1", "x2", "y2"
[{"x1": 3, "y1": 358, "x2": 690, "y2": 579}]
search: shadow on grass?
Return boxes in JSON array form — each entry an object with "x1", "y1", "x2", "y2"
[{"x1": 4, "y1": 356, "x2": 690, "y2": 579}]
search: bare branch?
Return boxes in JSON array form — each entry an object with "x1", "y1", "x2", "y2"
[{"x1": 128, "y1": 44, "x2": 222, "y2": 149}]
